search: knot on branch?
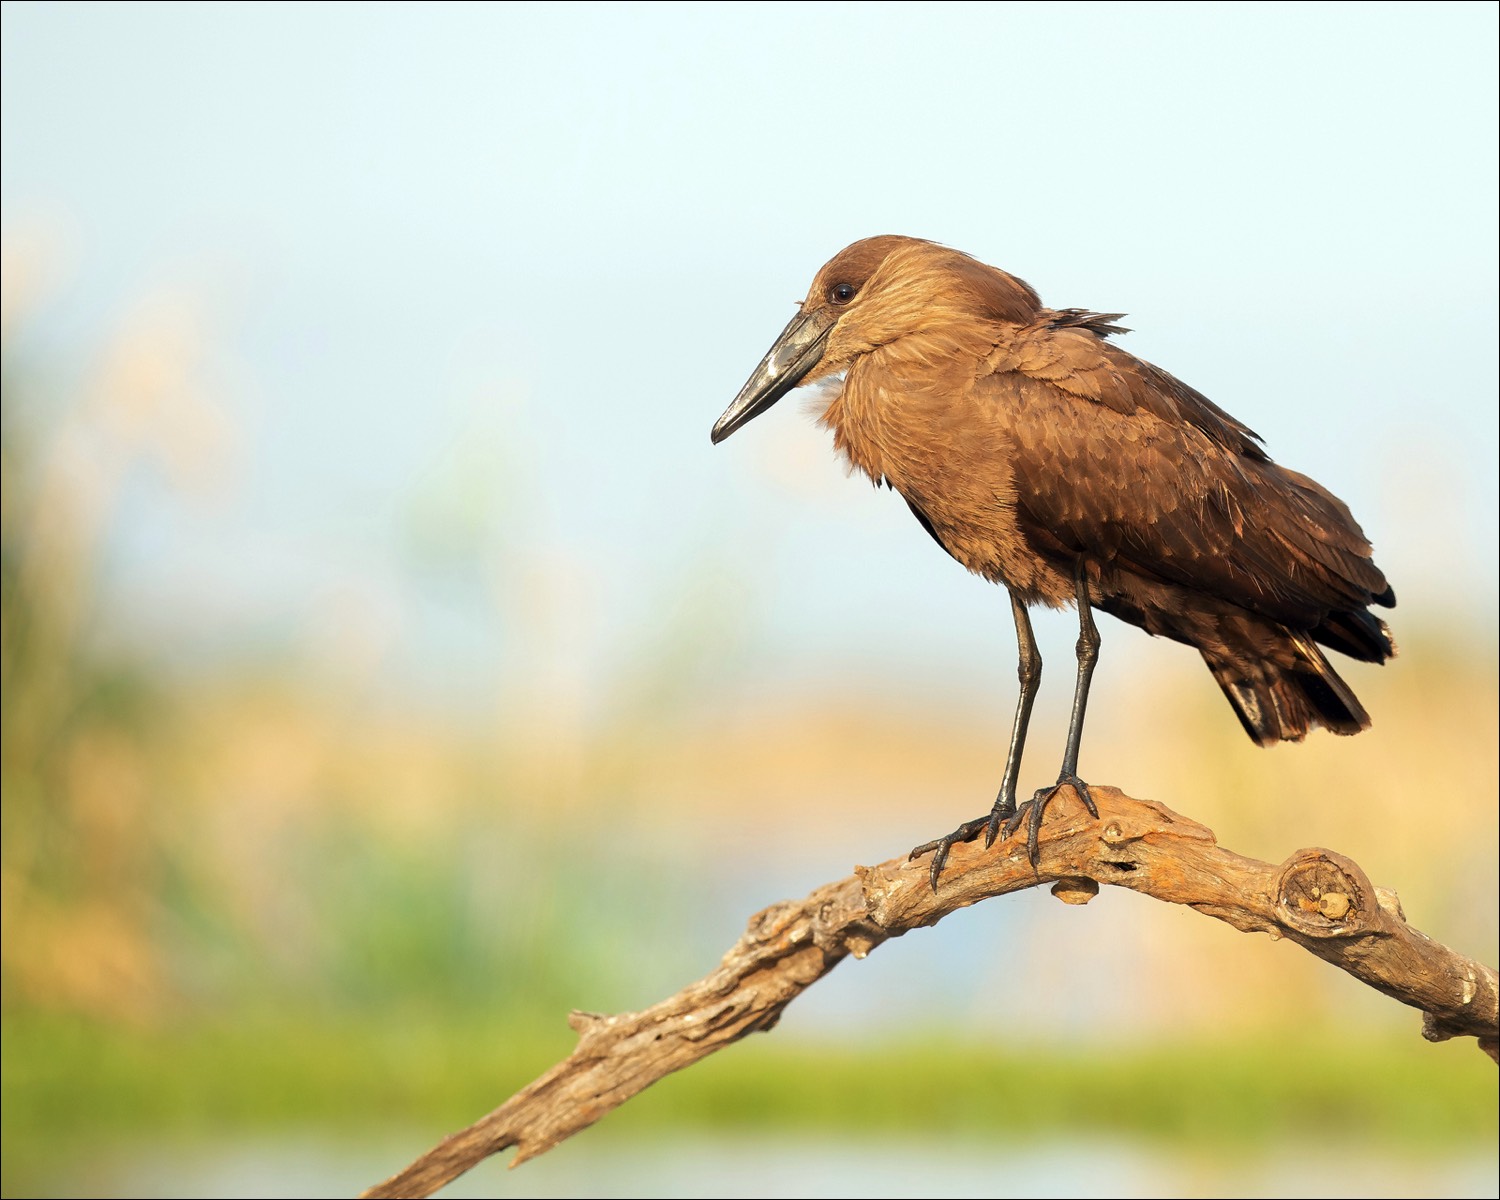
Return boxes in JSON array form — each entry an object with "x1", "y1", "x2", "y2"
[
  {"x1": 1050, "y1": 877, "x2": 1100, "y2": 905},
  {"x1": 1094, "y1": 791, "x2": 1218, "y2": 851},
  {"x1": 1425, "y1": 1010, "x2": 1484, "y2": 1047},
  {"x1": 1275, "y1": 848, "x2": 1380, "y2": 938}
]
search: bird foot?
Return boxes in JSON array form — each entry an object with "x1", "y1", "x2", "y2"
[
  {"x1": 909, "y1": 798, "x2": 1018, "y2": 890},
  {"x1": 1002, "y1": 775, "x2": 1098, "y2": 867}
]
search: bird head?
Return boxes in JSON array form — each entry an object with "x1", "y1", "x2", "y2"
[{"x1": 710, "y1": 235, "x2": 1040, "y2": 443}]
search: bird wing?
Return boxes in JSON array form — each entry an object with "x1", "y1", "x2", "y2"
[
  {"x1": 1003, "y1": 320, "x2": 1269, "y2": 460},
  {"x1": 988, "y1": 327, "x2": 1390, "y2": 624}
]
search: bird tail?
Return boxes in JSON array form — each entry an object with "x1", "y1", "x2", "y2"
[{"x1": 1204, "y1": 632, "x2": 1374, "y2": 746}]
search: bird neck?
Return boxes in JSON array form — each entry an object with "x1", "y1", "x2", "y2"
[{"x1": 816, "y1": 321, "x2": 1004, "y2": 488}]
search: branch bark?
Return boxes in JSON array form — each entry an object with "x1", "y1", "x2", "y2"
[{"x1": 361, "y1": 785, "x2": 1498, "y2": 1199}]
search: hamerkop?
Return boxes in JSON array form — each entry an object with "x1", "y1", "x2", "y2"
[{"x1": 710, "y1": 236, "x2": 1395, "y2": 885}]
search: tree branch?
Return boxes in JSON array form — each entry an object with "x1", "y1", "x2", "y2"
[{"x1": 361, "y1": 785, "x2": 1498, "y2": 1199}]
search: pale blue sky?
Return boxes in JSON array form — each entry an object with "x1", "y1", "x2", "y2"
[{"x1": 3, "y1": 1, "x2": 1496, "y2": 716}]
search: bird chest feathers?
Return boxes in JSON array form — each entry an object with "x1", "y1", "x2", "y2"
[{"x1": 821, "y1": 335, "x2": 1066, "y2": 602}]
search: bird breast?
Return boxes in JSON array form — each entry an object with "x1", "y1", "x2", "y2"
[{"x1": 817, "y1": 330, "x2": 1075, "y2": 607}]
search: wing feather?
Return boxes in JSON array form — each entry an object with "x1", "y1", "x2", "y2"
[{"x1": 984, "y1": 329, "x2": 1390, "y2": 626}]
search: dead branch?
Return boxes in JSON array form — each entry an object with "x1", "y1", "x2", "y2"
[{"x1": 361, "y1": 785, "x2": 1498, "y2": 1199}]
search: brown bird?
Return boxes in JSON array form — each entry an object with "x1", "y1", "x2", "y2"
[{"x1": 710, "y1": 236, "x2": 1396, "y2": 885}]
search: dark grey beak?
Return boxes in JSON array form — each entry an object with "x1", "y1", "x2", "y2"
[{"x1": 711, "y1": 308, "x2": 835, "y2": 444}]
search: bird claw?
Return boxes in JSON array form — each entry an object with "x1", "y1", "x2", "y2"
[
  {"x1": 911, "y1": 774, "x2": 1097, "y2": 887},
  {"x1": 909, "y1": 817, "x2": 989, "y2": 891},
  {"x1": 1003, "y1": 775, "x2": 1097, "y2": 866},
  {"x1": 910, "y1": 796, "x2": 1018, "y2": 890}
]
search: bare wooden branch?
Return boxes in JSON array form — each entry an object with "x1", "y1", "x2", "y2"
[{"x1": 361, "y1": 785, "x2": 1499, "y2": 1199}]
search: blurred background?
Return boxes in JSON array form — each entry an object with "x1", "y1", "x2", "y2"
[{"x1": 2, "y1": 3, "x2": 1496, "y2": 1197}]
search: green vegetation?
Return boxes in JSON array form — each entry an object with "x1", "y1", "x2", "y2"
[{"x1": 4, "y1": 1013, "x2": 1494, "y2": 1194}]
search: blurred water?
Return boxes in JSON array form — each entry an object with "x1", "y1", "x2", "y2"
[{"x1": 45, "y1": 1133, "x2": 1500, "y2": 1200}]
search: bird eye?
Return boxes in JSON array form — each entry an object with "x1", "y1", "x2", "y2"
[{"x1": 829, "y1": 283, "x2": 857, "y2": 305}]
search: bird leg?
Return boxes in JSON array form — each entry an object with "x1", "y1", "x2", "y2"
[
  {"x1": 1003, "y1": 558, "x2": 1101, "y2": 863},
  {"x1": 910, "y1": 589, "x2": 1042, "y2": 888}
]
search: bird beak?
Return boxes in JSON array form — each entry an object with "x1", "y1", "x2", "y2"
[{"x1": 711, "y1": 308, "x2": 836, "y2": 444}]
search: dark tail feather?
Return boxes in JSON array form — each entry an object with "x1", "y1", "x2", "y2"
[
  {"x1": 1313, "y1": 608, "x2": 1397, "y2": 663},
  {"x1": 1206, "y1": 635, "x2": 1370, "y2": 746}
]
